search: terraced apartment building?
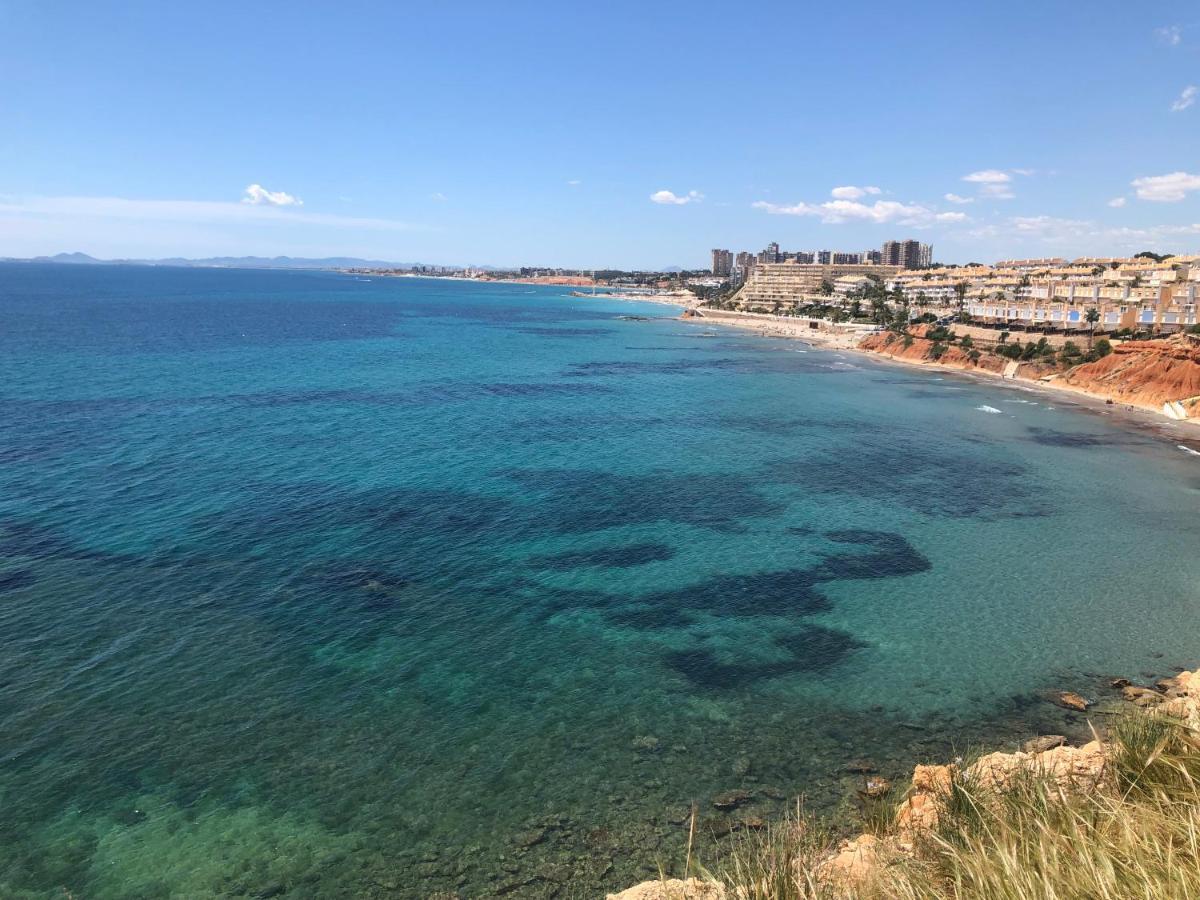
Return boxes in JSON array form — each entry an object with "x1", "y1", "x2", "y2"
[
  {"x1": 892, "y1": 255, "x2": 1200, "y2": 333},
  {"x1": 735, "y1": 261, "x2": 901, "y2": 306}
]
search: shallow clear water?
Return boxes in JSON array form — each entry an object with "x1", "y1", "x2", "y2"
[{"x1": 1, "y1": 264, "x2": 1198, "y2": 898}]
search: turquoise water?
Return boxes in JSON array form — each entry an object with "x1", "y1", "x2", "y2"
[{"x1": 1, "y1": 264, "x2": 1198, "y2": 898}]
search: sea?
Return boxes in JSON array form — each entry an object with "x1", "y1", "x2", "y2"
[{"x1": 1, "y1": 264, "x2": 1198, "y2": 898}]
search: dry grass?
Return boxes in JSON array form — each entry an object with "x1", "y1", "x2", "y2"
[{"x1": 698, "y1": 711, "x2": 1200, "y2": 899}]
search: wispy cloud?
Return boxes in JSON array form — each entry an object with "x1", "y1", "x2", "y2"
[
  {"x1": 1131, "y1": 171, "x2": 1200, "y2": 202},
  {"x1": 650, "y1": 189, "x2": 703, "y2": 205},
  {"x1": 965, "y1": 215, "x2": 1200, "y2": 251},
  {"x1": 242, "y1": 184, "x2": 302, "y2": 206},
  {"x1": 567, "y1": 179, "x2": 581, "y2": 186},
  {"x1": 829, "y1": 185, "x2": 881, "y2": 200},
  {"x1": 1171, "y1": 85, "x2": 1198, "y2": 112},
  {"x1": 752, "y1": 198, "x2": 966, "y2": 226},
  {"x1": 1157, "y1": 24, "x2": 1183, "y2": 46},
  {"x1": 962, "y1": 169, "x2": 1016, "y2": 199},
  {"x1": 944, "y1": 193, "x2": 974, "y2": 205},
  {"x1": 1108, "y1": 197, "x2": 1127, "y2": 208},
  {"x1": 430, "y1": 192, "x2": 448, "y2": 202}
]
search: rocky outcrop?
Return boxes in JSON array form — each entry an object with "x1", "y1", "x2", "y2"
[
  {"x1": 1052, "y1": 333, "x2": 1200, "y2": 418},
  {"x1": 614, "y1": 663, "x2": 1200, "y2": 898},
  {"x1": 606, "y1": 878, "x2": 726, "y2": 900}
]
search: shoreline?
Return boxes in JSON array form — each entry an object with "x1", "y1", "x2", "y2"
[{"x1": 681, "y1": 310, "x2": 1200, "y2": 444}]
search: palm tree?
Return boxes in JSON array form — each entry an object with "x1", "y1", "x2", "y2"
[
  {"x1": 953, "y1": 281, "x2": 968, "y2": 319},
  {"x1": 1085, "y1": 307, "x2": 1100, "y2": 349}
]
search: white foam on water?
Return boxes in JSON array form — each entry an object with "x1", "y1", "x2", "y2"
[
  {"x1": 1179, "y1": 445, "x2": 1200, "y2": 457},
  {"x1": 976, "y1": 405, "x2": 1003, "y2": 414}
]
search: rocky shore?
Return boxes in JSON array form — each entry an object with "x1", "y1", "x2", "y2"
[{"x1": 610, "y1": 665, "x2": 1200, "y2": 899}]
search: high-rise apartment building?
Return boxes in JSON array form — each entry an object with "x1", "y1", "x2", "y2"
[
  {"x1": 882, "y1": 239, "x2": 930, "y2": 269},
  {"x1": 711, "y1": 248, "x2": 733, "y2": 276},
  {"x1": 735, "y1": 251, "x2": 755, "y2": 272},
  {"x1": 757, "y1": 241, "x2": 781, "y2": 264}
]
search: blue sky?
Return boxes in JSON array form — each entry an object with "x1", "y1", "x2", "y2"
[{"x1": 2, "y1": 0, "x2": 1199, "y2": 268}]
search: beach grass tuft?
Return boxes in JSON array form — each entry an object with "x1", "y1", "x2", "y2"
[{"x1": 690, "y1": 708, "x2": 1200, "y2": 898}]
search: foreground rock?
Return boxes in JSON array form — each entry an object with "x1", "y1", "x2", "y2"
[
  {"x1": 606, "y1": 878, "x2": 725, "y2": 900},
  {"x1": 615, "y1": 664, "x2": 1200, "y2": 897}
]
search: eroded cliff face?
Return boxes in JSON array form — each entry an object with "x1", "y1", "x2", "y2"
[
  {"x1": 858, "y1": 328, "x2": 1200, "y2": 420},
  {"x1": 857, "y1": 327, "x2": 1020, "y2": 378},
  {"x1": 1054, "y1": 334, "x2": 1200, "y2": 417}
]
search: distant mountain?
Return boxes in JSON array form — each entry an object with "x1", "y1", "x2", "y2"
[
  {"x1": 29, "y1": 252, "x2": 105, "y2": 264},
  {"x1": 0, "y1": 252, "x2": 472, "y2": 270}
]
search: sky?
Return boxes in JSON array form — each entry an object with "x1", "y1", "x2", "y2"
[{"x1": 2, "y1": 0, "x2": 1199, "y2": 269}]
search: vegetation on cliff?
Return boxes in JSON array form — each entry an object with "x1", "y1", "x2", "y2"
[
  {"x1": 859, "y1": 327, "x2": 1200, "y2": 419},
  {"x1": 612, "y1": 669, "x2": 1200, "y2": 899}
]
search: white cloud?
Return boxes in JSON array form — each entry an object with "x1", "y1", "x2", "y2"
[
  {"x1": 829, "y1": 185, "x2": 882, "y2": 200},
  {"x1": 962, "y1": 169, "x2": 1018, "y2": 199},
  {"x1": 430, "y1": 192, "x2": 448, "y2": 201},
  {"x1": 242, "y1": 184, "x2": 302, "y2": 207},
  {"x1": 752, "y1": 198, "x2": 966, "y2": 227},
  {"x1": 567, "y1": 179, "x2": 581, "y2": 186},
  {"x1": 650, "y1": 189, "x2": 703, "y2": 205},
  {"x1": 944, "y1": 193, "x2": 974, "y2": 204},
  {"x1": 1157, "y1": 25, "x2": 1183, "y2": 46},
  {"x1": 1131, "y1": 171, "x2": 1200, "y2": 202},
  {"x1": 962, "y1": 169, "x2": 1012, "y2": 185},
  {"x1": 1108, "y1": 197, "x2": 1127, "y2": 208},
  {"x1": 1171, "y1": 85, "x2": 1198, "y2": 112}
]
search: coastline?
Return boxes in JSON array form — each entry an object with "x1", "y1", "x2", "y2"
[{"x1": 680, "y1": 310, "x2": 1200, "y2": 443}]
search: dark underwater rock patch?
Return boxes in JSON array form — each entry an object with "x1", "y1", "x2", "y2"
[
  {"x1": 771, "y1": 437, "x2": 1047, "y2": 520},
  {"x1": 563, "y1": 357, "x2": 750, "y2": 377},
  {"x1": 638, "y1": 569, "x2": 830, "y2": 618},
  {"x1": 0, "y1": 569, "x2": 36, "y2": 592},
  {"x1": 813, "y1": 530, "x2": 932, "y2": 581},
  {"x1": 666, "y1": 626, "x2": 866, "y2": 689},
  {"x1": 0, "y1": 520, "x2": 133, "y2": 565},
  {"x1": 507, "y1": 469, "x2": 784, "y2": 534},
  {"x1": 516, "y1": 326, "x2": 614, "y2": 337},
  {"x1": 1025, "y1": 427, "x2": 1140, "y2": 448},
  {"x1": 528, "y1": 542, "x2": 675, "y2": 571}
]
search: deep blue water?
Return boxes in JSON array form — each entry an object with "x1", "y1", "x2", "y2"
[{"x1": 1, "y1": 264, "x2": 1198, "y2": 898}]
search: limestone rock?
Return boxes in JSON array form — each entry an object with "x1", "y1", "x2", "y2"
[
  {"x1": 910, "y1": 763, "x2": 954, "y2": 794},
  {"x1": 858, "y1": 776, "x2": 892, "y2": 799},
  {"x1": 1055, "y1": 691, "x2": 1090, "y2": 712},
  {"x1": 1122, "y1": 685, "x2": 1165, "y2": 707},
  {"x1": 1022, "y1": 735, "x2": 1067, "y2": 753},
  {"x1": 607, "y1": 878, "x2": 726, "y2": 900},
  {"x1": 895, "y1": 791, "x2": 941, "y2": 833},
  {"x1": 969, "y1": 741, "x2": 1107, "y2": 792},
  {"x1": 711, "y1": 790, "x2": 752, "y2": 811},
  {"x1": 814, "y1": 834, "x2": 882, "y2": 891}
]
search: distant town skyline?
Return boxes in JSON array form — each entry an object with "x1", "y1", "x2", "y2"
[{"x1": 2, "y1": 1, "x2": 1199, "y2": 268}]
